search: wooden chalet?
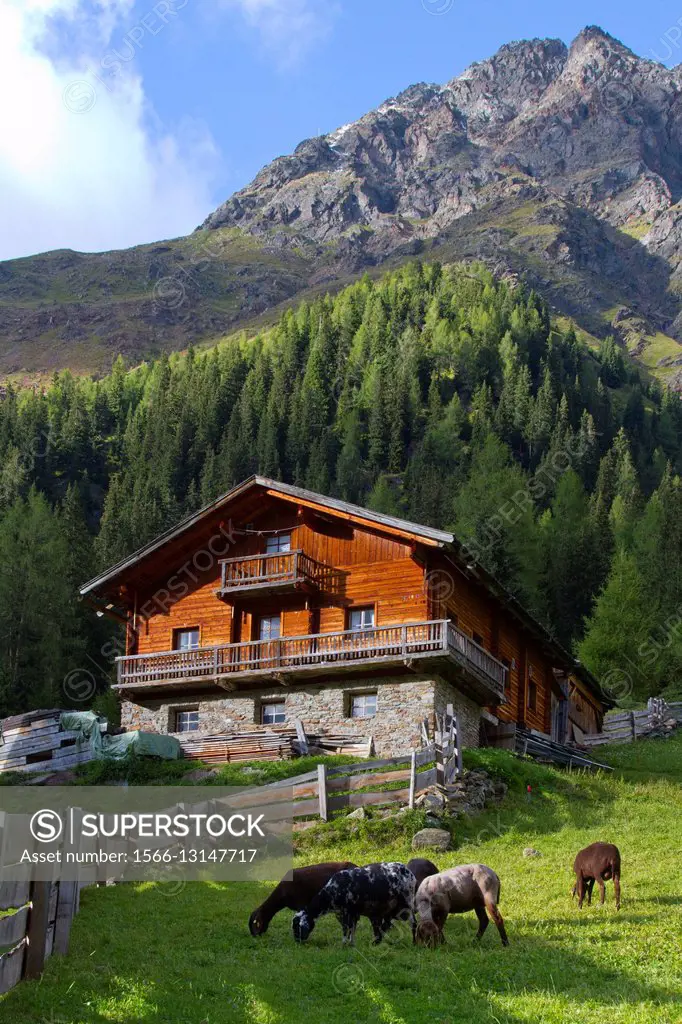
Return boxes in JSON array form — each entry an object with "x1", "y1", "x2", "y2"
[{"x1": 81, "y1": 477, "x2": 607, "y2": 756}]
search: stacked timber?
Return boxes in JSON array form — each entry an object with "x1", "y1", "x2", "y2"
[
  {"x1": 306, "y1": 733, "x2": 374, "y2": 757},
  {"x1": 176, "y1": 731, "x2": 296, "y2": 764},
  {"x1": 0, "y1": 710, "x2": 91, "y2": 774}
]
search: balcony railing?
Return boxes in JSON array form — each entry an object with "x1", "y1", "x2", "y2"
[
  {"x1": 217, "y1": 550, "x2": 336, "y2": 596},
  {"x1": 116, "y1": 620, "x2": 508, "y2": 700}
]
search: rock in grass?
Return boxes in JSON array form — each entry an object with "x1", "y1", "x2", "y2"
[
  {"x1": 523, "y1": 847, "x2": 542, "y2": 858},
  {"x1": 183, "y1": 768, "x2": 218, "y2": 783},
  {"x1": 411, "y1": 828, "x2": 451, "y2": 852},
  {"x1": 346, "y1": 807, "x2": 366, "y2": 820}
]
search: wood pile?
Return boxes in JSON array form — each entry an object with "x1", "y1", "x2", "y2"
[
  {"x1": 305, "y1": 733, "x2": 374, "y2": 757},
  {"x1": 0, "y1": 710, "x2": 92, "y2": 774},
  {"x1": 176, "y1": 731, "x2": 296, "y2": 764}
]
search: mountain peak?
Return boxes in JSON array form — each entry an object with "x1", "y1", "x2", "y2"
[{"x1": 569, "y1": 25, "x2": 635, "y2": 58}]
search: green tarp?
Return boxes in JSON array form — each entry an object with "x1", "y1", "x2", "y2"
[{"x1": 59, "y1": 711, "x2": 182, "y2": 761}]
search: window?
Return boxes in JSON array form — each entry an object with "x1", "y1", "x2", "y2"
[
  {"x1": 173, "y1": 628, "x2": 200, "y2": 651},
  {"x1": 261, "y1": 701, "x2": 286, "y2": 725},
  {"x1": 528, "y1": 679, "x2": 538, "y2": 713},
  {"x1": 350, "y1": 693, "x2": 377, "y2": 719},
  {"x1": 259, "y1": 615, "x2": 281, "y2": 641},
  {"x1": 472, "y1": 632, "x2": 484, "y2": 647},
  {"x1": 175, "y1": 709, "x2": 199, "y2": 733},
  {"x1": 349, "y1": 607, "x2": 375, "y2": 631},
  {"x1": 266, "y1": 534, "x2": 291, "y2": 554}
]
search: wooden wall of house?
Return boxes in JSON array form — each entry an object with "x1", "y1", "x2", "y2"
[
  {"x1": 567, "y1": 675, "x2": 603, "y2": 737},
  {"x1": 496, "y1": 621, "x2": 523, "y2": 724},
  {"x1": 133, "y1": 563, "x2": 229, "y2": 655},
  {"x1": 430, "y1": 557, "x2": 557, "y2": 734},
  {"x1": 228, "y1": 504, "x2": 412, "y2": 566},
  {"x1": 130, "y1": 504, "x2": 427, "y2": 655}
]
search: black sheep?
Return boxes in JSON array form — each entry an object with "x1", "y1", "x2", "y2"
[
  {"x1": 293, "y1": 862, "x2": 416, "y2": 945},
  {"x1": 406, "y1": 857, "x2": 440, "y2": 888}
]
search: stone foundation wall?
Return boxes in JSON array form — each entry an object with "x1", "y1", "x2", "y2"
[
  {"x1": 121, "y1": 674, "x2": 484, "y2": 756},
  {"x1": 433, "y1": 677, "x2": 482, "y2": 749}
]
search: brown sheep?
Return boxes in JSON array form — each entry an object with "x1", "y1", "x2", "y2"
[
  {"x1": 572, "y1": 842, "x2": 621, "y2": 910},
  {"x1": 415, "y1": 864, "x2": 509, "y2": 948},
  {"x1": 249, "y1": 861, "x2": 356, "y2": 935}
]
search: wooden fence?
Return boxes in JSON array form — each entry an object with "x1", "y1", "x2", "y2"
[
  {"x1": 0, "y1": 877, "x2": 81, "y2": 996},
  {"x1": 581, "y1": 698, "x2": 682, "y2": 748},
  {"x1": 279, "y1": 705, "x2": 463, "y2": 829}
]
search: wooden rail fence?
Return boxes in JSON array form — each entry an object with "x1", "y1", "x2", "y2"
[
  {"x1": 287, "y1": 706, "x2": 462, "y2": 828},
  {"x1": 581, "y1": 698, "x2": 682, "y2": 748}
]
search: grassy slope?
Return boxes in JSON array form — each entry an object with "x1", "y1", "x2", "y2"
[{"x1": 1, "y1": 741, "x2": 681, "y2": 1024}]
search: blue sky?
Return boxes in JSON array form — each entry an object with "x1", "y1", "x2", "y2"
[{"x1": 1, "y1": 0, "x2": 682, "y2": 260}]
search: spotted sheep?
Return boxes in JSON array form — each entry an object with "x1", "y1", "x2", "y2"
[
  {"x1": 249, "y1": 861, "x2": 356, "y2": 936},
  {"x1": 292, "y1": 862, "x2": 417, "y2": 945},
  {"x1": 415, "y1": 864, "x2": 509, "y2": 947}
]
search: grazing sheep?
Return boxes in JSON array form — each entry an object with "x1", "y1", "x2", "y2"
[
  {"x1": 249, "y1": 861, "x2": 356, "y2": 936},
  {"x1": 415, "y1": 864, "x2": 509, "y2": 948},
  {"x1": 406, "y1": 858, "x2": 440, "y2": 888},
  {"x1": 572, "y1": 842, "x2": 621, "y2": 910},
  {"x1": 292, "y1": 862, "x2": 416, "y2": 946}
]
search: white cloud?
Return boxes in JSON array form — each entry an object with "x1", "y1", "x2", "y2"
[
  {"x1": 0, "y1": 0, "x2": 220, "y2": 260},
  {"x1": 217, "y1": 0, "x2": 334, "y2": 68}
]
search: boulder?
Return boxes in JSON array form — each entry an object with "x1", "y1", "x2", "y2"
[
  {"x1": 346, "y1": 806, "x2": 366, "y2": 820},
  {"x1": 183, "y1": 768, "x2": 218, "y2": 783},
  {"x1": 411, "y1": 828, "x2": 452, "y2": 852}
]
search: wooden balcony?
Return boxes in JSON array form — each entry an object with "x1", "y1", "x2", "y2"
[
  {"x1": 115, "y1": 620, "x2": 508, "y2": 705},
  {"x1": 217, "y1": 550, "x2": 337, "y2": 597}
]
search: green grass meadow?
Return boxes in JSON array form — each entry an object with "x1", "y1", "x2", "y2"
[{"x1": 1, "y1": 739, "x2": 681, "y2": 1024}]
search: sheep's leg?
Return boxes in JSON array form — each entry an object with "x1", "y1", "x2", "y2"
[
  {"x1": 485, "y1": 901, "x2": 509, "y2": 947},
  {"x1": 474, "y1": 907, "x2": 489, "y2": 941},
  {"x1": 370, "y1": 917, "x2": 387, "y2": 945},
  {"x1": 341, "y1": 912, "x2": 358, "y2": 946},
  {"x1": 613, "y1": 874, "x2": 621, "y2": 911},
  {"x1": 576, "y1": 875, "x2": 585, "y2": 909},
  {"x1": 597, "y1": 878, "x2": 606, "y2": 905}
]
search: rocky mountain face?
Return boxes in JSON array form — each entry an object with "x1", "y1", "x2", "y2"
[{"x1": 3, "y1": 26, "x2": 682, "y2": 383}]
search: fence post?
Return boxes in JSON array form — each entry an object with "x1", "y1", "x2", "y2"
[
  {"x1": 408, "y1": 750, "x2": 417, "y2": 810},
  {"x1": 317, "y1": 763, "x2": 328, "y2": 822},
  {"x1": 435, "y1": 739, "x2": 445, "y2": 790},
  {"x1": 24, "y1": 880, "x2": 51, "y2": 981},
  {"x1": 630, "y1": 711, "x2": 636, "y2": 741},
  {"x1": 294, "y1": 720, "x2": 309, "y2": 756},
  {"x1": 53, "y1": 881, "x2": 77, "y2": 957},
  {"x1": 453, "y1": 712, "x2": 462, "y2": 777}
]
